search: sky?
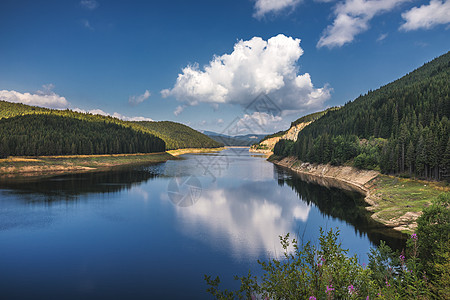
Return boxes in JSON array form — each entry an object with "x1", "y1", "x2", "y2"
[{"x1": 0, "y1": 0, "x2": 449, "y2": 135}]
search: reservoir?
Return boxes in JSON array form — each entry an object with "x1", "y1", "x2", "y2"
[{"x1": 0, "y1": 148, "x2": 405, "y2": 299}]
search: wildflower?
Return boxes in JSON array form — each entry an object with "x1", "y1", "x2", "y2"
[
  {"x1": 385, "y1": 281, "x2": 391, "y2": 287},
  {"x1": 399, "y1": 254, "x2": 405, "y2": 261},
  {"x1": 326, "y1": 284, "x2": 335, "y2": 295},
  {"x1": 411, "y1": 233, "x2": 418, "y2": 240},
  {"x1": 318, "y1": 256, "x2": 325, "y2": 267},
  {"x1": 348, "y1": 284, "x2": 356, "y2": 295},
  {"x1": 366, "y1": 296, "x2": 369, "y2": 300},
  {"x1": 309, "y1": 297, "x2": 317, "y2": 300}
]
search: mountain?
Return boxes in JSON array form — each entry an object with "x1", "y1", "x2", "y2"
[
  {"x1": 250, "y1": 108, "x2": 337, "y2": 153},
  {"x1": 203, "y1": 131, "x2": 267, "y2": 146},
  {"x1": 0, "y1": 101, "x2": 223, "y2": 157},
  {"x1": 273, "y1": 51, "x2": 450, "y2": 181}
]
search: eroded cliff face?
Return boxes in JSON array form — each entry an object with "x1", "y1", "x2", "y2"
[
  {"x1": 249, "y1": 121, "x2": 312, "y2": 154},
  {"x1": 283, "y1": 121, "x2": 312, "y2": 141},
  {"x1": 273, "y1": 156, "x2": 379, "y2": 194}
]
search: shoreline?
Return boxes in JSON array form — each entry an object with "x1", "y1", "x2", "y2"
[
  {"x1": 271, "y1": 156, "x2": 448, "y2": 234},
  {"x1": 167, "y1": 147, "x2": 225, "y2": 156},
  {"x1": 0, "y1": 147, "x2": 225, "y2": 180}
]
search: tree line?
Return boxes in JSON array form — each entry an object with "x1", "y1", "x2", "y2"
[
  {"x1": 0, "y1": 114, "x2": 165, "y2": 157},
  {"x1": 274, "y1": 51, "x2": 450, "y2": 181},
  {"x1": 0, "y1": 100, "x2": 223, "y2": 152}
]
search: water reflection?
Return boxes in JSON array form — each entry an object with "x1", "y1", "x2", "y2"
[
  {"x1": 0, "y1": 150, "x2": 409, "y2": 299},
  {"x1": 174, "y1": 180, "x2": 311, "y2": 259},
  {"x1": 0, "y1": 165, "x2": 159, "y2": 203},
  {"x1": 170, "y1": 153, "x2": 406, "y2": 259},
  {"x1": 273, "y1": 165, "x2": 407, "y2": 250}
]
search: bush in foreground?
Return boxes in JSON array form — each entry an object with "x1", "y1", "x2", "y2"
[{"x1": 206, "y1": 193, "x2": 450, "y2": 299}]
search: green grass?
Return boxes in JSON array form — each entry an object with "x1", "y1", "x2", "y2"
[{"x1": 369, "y1": 175, "x2": 448, "y2": 232}]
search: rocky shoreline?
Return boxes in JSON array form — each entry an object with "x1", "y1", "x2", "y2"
[{"x1": 271, "y1": 156, "x2": 423, "y2": 233}]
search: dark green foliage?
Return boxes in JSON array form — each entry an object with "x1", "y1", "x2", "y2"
[
  {"x1": 290, "y1": 107, "x2": 340, "y2": 128},
  {"x1": 416, "y1": 192, "x2": 450, "y2": 298},
  {"x1": 0, "y1": 114, "x2": 165, "y2": 157},
  {"x1": 0, "y1": 100, "x2": 223, "y2": 154},
  {"x1": 276, "y1": 133, "x2": 359, "y2": 166},
  {"x1": 273, "y1": 139, "x2": 295, "y2": 157},
  {"x1": 258, "y1": 108, "x2": 338, "y2": 144},
  {"x1": 274, "y1": 51, "x2": 450, "y2": 181},
  {"x1": 205, "y1": 227, "x2": 435, "y2": 299},
  {"x1": 134, "y1": 121, "x2": 223, "y2": 150},
  {"x1": 0, "y1": 100, "x2": 49, "y2": 118}
]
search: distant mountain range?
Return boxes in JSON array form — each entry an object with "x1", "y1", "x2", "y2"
[{"x1": 202, "y1": 131, "x2": 267, "y2": 146}]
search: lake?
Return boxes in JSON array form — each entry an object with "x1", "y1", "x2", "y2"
[{"x1": 0, "y1": 148, "x2": 405, "y2": 299}]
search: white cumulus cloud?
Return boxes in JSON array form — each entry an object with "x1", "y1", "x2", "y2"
[
  {"x1": 112, "y1": 112, "x2": 153, "y2": 122},
  {"x1": 128, "y1": 89, "x2": 151, "y2": 105},
  {"x1": 253, "y1": 0, "x2": 302, "y2": 18},
  {"x1": 162, "y1": 34, "x2": 330, "y2": 115},
  {"x1": 317, "y1": 0, "x2": 408, "y2": 48},
  {"x1": 0, "y1": 85, "x2": 70, "y2": 109},
  {"x1": 73, "y1": 108, "x2": 153, "y2": 122},
  {"x1": 400, "y1": 0, "x2": 450, "y2": 31}
]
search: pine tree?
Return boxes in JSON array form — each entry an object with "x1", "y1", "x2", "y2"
[
  {"x1": 406, "y1": 140, "x2": 415, "y2": 176},
  {"x1": 443, "y1": 137, "x2": 450, "y2": 181}
]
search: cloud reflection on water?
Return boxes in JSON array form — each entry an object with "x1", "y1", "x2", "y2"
[{"x1": 173, "y1": 180, "x2": 311, "y2": 259}]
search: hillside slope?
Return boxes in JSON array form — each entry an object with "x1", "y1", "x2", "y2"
[
  {"x1": 133, "y1": 121, "x2": 223, "y2": 150},
  {"x1": 0, "y1": 101, "x2": 223, "y2": 152},
  {"x1": 0, "y1": 114, "x2": 165, "y2": 157},
  {"x1": 274, "y1": 51, "x2": 450, "y2": 181},
  {"x1": 250, "y1": 108, "x2": 336, "y2": 153}
]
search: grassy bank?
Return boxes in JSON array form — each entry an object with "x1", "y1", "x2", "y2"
[
  {"x1": 368, "y1": 175, "x2": 449, "y2": 233},
  {"x1": 0, "y1": 147, "x2": 225, "y2": 179},
  {"x1": 270, "y1": 156, "x2": 449, "y2": 234}
]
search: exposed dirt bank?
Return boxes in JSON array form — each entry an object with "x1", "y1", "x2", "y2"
[
  {"x1": 0, "y1": 148, "x2": 224, "y2": 179},
  {"x1": 271, "y1": 156, "x2": 448, "y2": 233},
  {"x1": 249, "y1": 121, "x2": 312, "y2": 154}
]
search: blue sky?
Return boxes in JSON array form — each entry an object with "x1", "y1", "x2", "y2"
[{"x1": 0, "y1": 0, "x2": 449, "y2": 135}]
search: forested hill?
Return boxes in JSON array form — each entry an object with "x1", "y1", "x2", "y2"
[
  {"x1": 0, "y1": 114, "x2": 165, "y2": 157},
  {"x1": 133, "y1": 121, "x2": 223, "y2": 150},
  {"x1": 274, "y1": 51, "x2": 450, "y2": 181},
  {"x1": 0, "y1": 101, "x2": 223, "y2": 156},
  {"x1": 258, "y1": 107, "x2": 338, "y2": 144}
]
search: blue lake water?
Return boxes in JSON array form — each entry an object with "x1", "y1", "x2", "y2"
[{"x1": 0, "y1": 148, "x2": 405, "y2": 299}]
